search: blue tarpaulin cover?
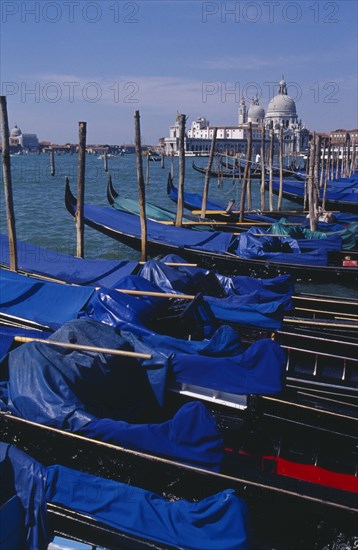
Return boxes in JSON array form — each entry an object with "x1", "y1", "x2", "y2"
[
  {"x1": 0, "y1": 319, "x2": 223, "y2": 470},
  {"x1": 46, "y1": 465, "x2": 249, "y2": 550},
  {"x1": 270, "y1": 178, "x2": 358, "y2": 205},
  {"x1": 232, "y1": 228, "x2": 330, "y2": 266},
  {"x1": 0, "y1": 233, "x2": 138, "y2": 286},
  {"x1": 0, "y1": 442, "x2": 50, "y2": 550},
  {"x1": 83, "y1": 202, "x2": 235, "y2": 253},
  {"x1": 117, "y1": 323, "x2": 286, "y2": 395},
  {"x1": 216, "y1": 272, "x2": 294, "y2": 297},
  {"x1": 0, "y1": 268, "x2": 94, "y2": 329},
  {"x1": 138, "y1": 257, "x2": 211, "y2": 295},
  {"x1": 171, "y1": 337, "x2": 285, "y2": 395},
  {"x1": 70, "y1": 197, "x2": 338, "y2": 266},
  {"x1": 83, "y1": 276, "x2": 168, "y2": 329},
  {"x1": 0, "y1": 441, "x2": 250, "y2": 550},
  {"x1": 204, "y1": 294, "x2": 286, "y2": 329},
  {"x1": 168, "y1": 180, "x2": 226, "y2": 212},
  {"x1": 82, "y1": 272, "x2": 287, "y2": 330},
  {"x1": 0, "y1": 325, "x2": 50, "y2": 361}
]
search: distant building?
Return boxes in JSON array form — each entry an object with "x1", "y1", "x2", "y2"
[
  {"x1": 330, "y1": 129, "x2": 358, "y2": 145},
  {"x1": 9, "y1": 123, "x2": 40, "y2": 152},
  {"x1": 163, "y1": 78, "x2": 309, "y2": 156}
]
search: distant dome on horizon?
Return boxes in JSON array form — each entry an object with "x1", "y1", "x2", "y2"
[
  {"x1": 265, "y1": 80, "x2": 297, "y2": 118},
  {"x1": 248, "y1": 98, "x2": 265, "y2": 120},
  {"x1": 11, "y1": 124, "x2": 22, "y2": 137}
]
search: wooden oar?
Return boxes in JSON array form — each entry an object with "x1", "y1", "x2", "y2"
[
  {"x1": 190, "y1": 209, "x2": 340, "y2": 215},
  {"x1": 293, "y1": 295, "x2": 358, "y2": 306},
  {"x1": 138, "y1": 261, "x2": 198, "y2": 267},
  {"x1": 262, "y1": 395, "x2": 357, "y2": 423},
  {"x1": 283, "y1": 318, "x2": 358, "y2": 329},
  {"x1": 293, "y1": 307, "x2": 358, "y2": 319},
  {"x1": 158, "y1": 220, "x2": 302, "y2": 227},
  {"x1": 279, "y1": 344, "x2": 358, "y2": 362},
  {"x1": 278, "y1": 329, "x2": 358, "y2": 347},
  {"x1": 115, "y1": 289, "x2": 195, "y2": 300},
  {"x1": 14, "y1": 336, "x2": 152, "y2": 359}
]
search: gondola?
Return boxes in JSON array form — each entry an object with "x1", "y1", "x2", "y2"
[
  {"x1": 192, "y1": 160, "x2": 300, "y2": 181},
  {"x1": 192, "y1": 160, "x2": 261, "y2": 179},
  {"x1": 265, "y1": 177, "x2": 358, "y2": 214},
  {"x1": 167, "y1": 174, "x2": 358, "y2": 228},
  {"x1": 1, "y1": 441, "x2": 249, "y2": 550},
  {"x1": 65, "y1": 179, "x2": 358, "y2": 284},
  {"x1": 107, "y1": 176, "x2": 224, "y2": 232},
  {"x1": 1, "y1": 414, "x2": 356, "y2": 550},
  {"x1": 0, "y1": 260, "x2": 357, "y2": 402},
  {"x1": 0, "y1": 319, "x2": 357, "y2": 550},
  {"x1": 110, "y1": 177, "x2": 358, "y2": 250},
  {"x1": 108, "y1": 176, "x2": 276, "y2": 234},
  {"x1": 219, "y1": 159, "x2": 305, "y2": 180}
]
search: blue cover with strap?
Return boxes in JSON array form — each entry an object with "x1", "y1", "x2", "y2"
[
  {"x1": 0, "y1": 233, "x2": 138, "y2": 286},
  {"x1": 46, "y1": 465, "x2": 249, "y2": 550}
]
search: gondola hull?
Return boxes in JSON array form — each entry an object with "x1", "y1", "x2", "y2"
[
  {"x1": 1, "y1": 413, "x2": 356, "y2": 550},
  {"x1": 65, "y1": 181, "x2": 358, "y2": 284},
  {"x1": 265, "y1": 181, "x2": 358, "y2": 214}
]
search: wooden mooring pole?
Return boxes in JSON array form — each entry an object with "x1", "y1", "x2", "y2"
[
  {"x1": 134, "y1": 110, "x2": 147, "y2": 262},
  {"x1": 260, "y1": 125, "x2": 266, "y2": 211},
  {"x1": 170, "y1": 144, "x2": 174, "y2": 179},
  {"x1": 50, "y1": 148, "x2": 55, "y2": 176},
  {"x1": 268, "y1": 121, "x2": 274, "y2": 212},
  {"x1": 0, "y1": 96, "x2": 18, "y2": 271},
  {"x1": 175, "y1": 114, "x2": 186, "y2": 227},
  {"x1": 277, "y1": 124, "x2": 283, "y2": 210},
  {"x1": 313, "y1": 134, "x2": 321, "y2": 213},
  {"x1": 323, "y1": 138, "x2": 331, "y2": 211},
  {"x1": 76, "y1": 121, "x2": 87, "y2": 258},
  {"x1": 146, "y1": 151, "x2": 150, "y2": 185},
  {"x1": 200, "y1": 127, "x2": 217, "y2": 219},
  {"x1": 239, "y1": 122, "x2": 252, "y2": 222},
  {"x1": 307, "y1": 136, "x2": 317, "y2": 231},
  {"x1": 104, "y1": 152, "x2": 108, "y2": 173}
]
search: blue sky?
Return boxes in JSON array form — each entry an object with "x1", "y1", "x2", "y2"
[{"x1": 1, "y1": 0, "x2": 357, "y2": 144}]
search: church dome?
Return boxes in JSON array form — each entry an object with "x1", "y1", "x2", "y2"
[
  {"x1": 248, "y1": 99, "x2": 265, "y2": 121},
  {"x1": 266, "y1": 80, "x2": 297, "y2": 118},
  {"x1": 11, "y1": 124, "x2": 22, "y2": 137}
]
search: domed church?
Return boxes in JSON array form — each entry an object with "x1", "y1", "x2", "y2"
[
  {"x1": 9, "y1": 123, "x2": 39, "y2": 151},
  {"x1": 238, "y1": 79, "x2": 309, "y2": 152},
  {"x1": 264, "y1": 79, "x2": 309, "y2": 151},
  {"x1": 164, "y1": 78, "x2": 309, "y2": 156}
]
